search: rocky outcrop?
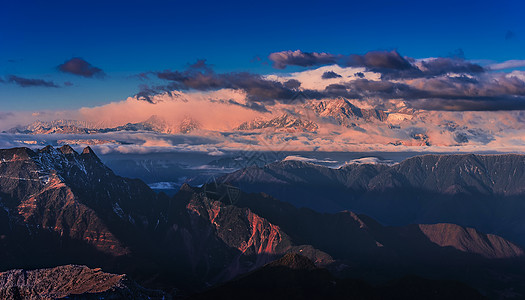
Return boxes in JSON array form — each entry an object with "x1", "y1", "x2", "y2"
[
  {"x1": 0, "y1": 265, "x2": 166, "y2": 299},
  {"x1": 418, "y1": 223, "x2": 524, "y2": 259}
]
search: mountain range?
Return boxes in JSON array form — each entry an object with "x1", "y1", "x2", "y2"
[
  {"x1": 6, "y1": 115, "x2": 201, "y2": 135},
  {"x1": 4, "y1": 97, "x2": 506, "y2": 152},
  {"x1": 5, "y1": 98, "x2": 407, "y2": 135},
  {"x1": 1, "y1": 146, "x2": 525, "y2": 298}
]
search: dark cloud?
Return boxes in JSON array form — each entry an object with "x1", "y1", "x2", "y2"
[
  {"x1": 142, "y1": 55, "x2": 525, "y2": 112},
  {"x1": 322, "y1": 71, "x2": 342, "y2": 79},
  {"x1": 64, "y1": 81, "x2": 74, "y2": 86},
  {"x1": 269, "y1": 50, "x2": 339, "y2": 69},
  {"x1": 269, "y1": 49, "x2": 485, "y2": 80},
  {"x1": 135, "y1": 84, "x2": 159, "y2": 103},
  {"x1": 410, "y1": 98, "x2": 525, "y2": 111},
  {"x1": 58, "y1": 57, "x2": 105, "y2": 78},
  {"x1": 319, "y1": 74, "x2": 525, "y2": 111},
  {"x1": 418, "y1": 58, "x2": 484, "y2": 76},
  {"x1": 226, "y1": 99, "x2": 270, "y2": 113},
  {"x1": 155, "y1": 65, "x2": 304, "y2": 104},
  {"x1": 268, "y1": 50, "x2": 414, "y2": 71},
  {"x1": 284, "y1": 79, "x2": 301, "y2": 89},
  {"x1": 5, "y1": 75, "x2": 59, "y2": 88},
  {"x1": 345, "y1": 50, "x2": 413, "y2": 71}
]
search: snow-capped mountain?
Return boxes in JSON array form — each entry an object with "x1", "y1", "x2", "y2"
[
  {"x1": 236, "y1": 113, "x2": 318, "y2": 132},
  {"x1": 7, "y1": 120, "x2": 99, "y2": 134},
  {"x1": 179, "y1": 116, "x2": 200, "y2": 134},
  {"x1": 310, "y1": 98, "x2": 387, "y2": 126},
  {"x1": 6, "y1": 115, "x2": 200, "y2": 135}
]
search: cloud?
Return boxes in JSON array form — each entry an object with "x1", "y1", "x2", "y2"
[
  {"x1": 315, "y1": 72, "x2": 525, "y2": 111},
  {"x1": 58, "y1": 57, "x2": 105, "y2": 78},
  {"x1": 269, "y1": 49, "x2": 484, "y2": 80},
  {"x1": 130, "y1": 52, "x2": 525, "y2": 112},
  {"x1": 153, "y1": 62, "x2": 324, "y2": 105},
  {"x1": 283, "y1": 79, "x2": 301, "y2": 89},
  {"x1": 488, "y1": 60, "x2": 525, "y2": 70},
  {"x1": 414, "y1": 57, "x2": 484, "y2": 77},
  {"x1": 321, "y1": 71, "x2": 342, "y2": 79},
  {"x1": 5, "y1": 75, "x2": 59, "y2": 88},
  {"x1": 269, "y1": 50, "x2": 339, "y2": 69},
  {"x1": 268, "y1": 50, "x2": 414, "y2": 71},
  {"x1": 225, "y1": 99, "x2": 270, "y2": 113},
  {"x1": 345, "y1": 50, "x2": 413, "y2": 71}
]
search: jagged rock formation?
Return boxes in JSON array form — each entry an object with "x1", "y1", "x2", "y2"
[
  {"x1": 236, "y1": 113, "x2": 318, "y2": 132},
  {"x1": 0, "y1": 265, "x2": 166, "y2": 299},
  {"x1": 179, "y1": 116, "x2": 200, "y2": 134},
  {"x1": 310, "y1": 98, "x2": 387, "y2": 126}
]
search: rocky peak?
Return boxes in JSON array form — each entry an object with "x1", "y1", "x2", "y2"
[
  {"x1": 81, "y1": 146, "x2": 101, "y2": 161},
  {"x1": 267, "y1": 253, "x2": 317, "y2": 270},
  {"x1": 310, "y1": 98, "x2": 387, "y2": 125},
  {"x1": 236, "y1": 113, "x2": 318, "y2": 132},
  {"x1": 58, "y1": 144, "x2": 77, "y2": 156},
  {"x1": 0, "y1": 265, "x2": 166, "y2": 299}
]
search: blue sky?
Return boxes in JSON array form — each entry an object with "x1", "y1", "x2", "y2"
[{"x1": 1, "y1": 0, "x2": 525, "y2": 110}]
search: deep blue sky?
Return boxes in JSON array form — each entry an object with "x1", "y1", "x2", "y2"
[{"x1": 1, "y1": 0, "x2": 524, "y2": 110}]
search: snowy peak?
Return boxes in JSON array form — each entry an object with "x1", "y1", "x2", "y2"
[
  {"x1": 310, "y1": 98, "x2": 387, "y2": 126},
  {"x1": 7, "y1": 119, "x2": 98, "y2": 134},
  {"x1": 179, "y1": 116, "x2": 200, "y2": 134},
  {"x1": 237, "y1": 113, "x2": 318, "y2": 132}
]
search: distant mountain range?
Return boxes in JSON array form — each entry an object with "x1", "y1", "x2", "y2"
[
  {"x1": 1, "y1": 146, "x2": 525, "y2": 298},
  {"x1": 221, "y1": 154, "x2": 525, "y2": 246},
  {"x1": 5, "y1": 98, "x2": 405, "y2": 134},
  {"x1": 6, "y1": 115, "x2": 201, "y2": 135},
  {"x1": 4, "y1": 98, "x2": 500, "y2": 149},
  {"x1": 237, "y1": 113, "x2": 318, "y2": 132}
]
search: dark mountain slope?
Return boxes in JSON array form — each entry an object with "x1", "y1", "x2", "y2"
[
  {"x1": 1, "y1": 146, "x2": 525, "y2": 298},
  {"x1": 0, "y1": 146, "x2": 331, "y2": 293},
  {"x1": 220, "y1": 154, "x2": 525, "y2": 245},
  {"x1": 192, "y1": 253, "x2": 486, "y2": 300}
]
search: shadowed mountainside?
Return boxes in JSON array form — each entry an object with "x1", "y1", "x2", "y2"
[
  {"x1": 220, "y1": 154, "x2": 525, "y2": 245},
  {"x1": 192, "y1": 253, "x2": 486, "y2": 300},
  {"x1": 1, "y1": 146, "x2": 525, "y2": 298}
]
